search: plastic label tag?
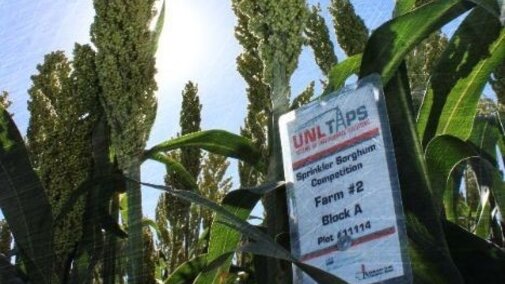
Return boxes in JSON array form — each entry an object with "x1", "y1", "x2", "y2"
[{"x1": 279, "y1": 75, "x2": 412, "y2": 284}]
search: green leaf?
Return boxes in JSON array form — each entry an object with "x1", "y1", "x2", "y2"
[
  {"x1": 239, "y1": 242, "x2": 346, "y2": 284},
  {"x1": 424, "y1": 128, "x2": 503, "y2": 225},
  {"x1": 474, "y1": 186, "x2": 491, "y2": 238},
  {"x1": 0, "y1": 109, "x2": 54, "y2": 283},
  {"x1": 466, "y1": 117, "x2": 504, "y2": 233},
  {"x1": 420, "y1": 131, "x2": 505, "y2": 238},
  {"x1": 446, "y1": 168, "x2": 464, "y2": 223},
  {"x1": 143, "y1": 180, "x2": 342, "y2": 283},
  {"x1": 393, "y1": 0, "x2": 418, "y2": 17},
  {"x1": 70, "y1": 188, "x2": 107, "y2": 283},
  {"x1": 491, "y1": 208, "x2": 505, "y2": 245},
  {"x1": 191, "y1": 180, "x2": 344, "y2": 284},
  {"x1": 405, "y1": 212, "x2": 461, "y2": 282},
  {"x1": 467, "y1": 0, "x2": 501, "y2": 18},
  {"x1": 489, "y1": 170, "x2": 505, "y2": 222},
  {"x1": 168, "y1": 249, "x2": 346, "y2": 284},
  {"x1": 194, "y1": 182, "x2": 281, "y2": 284},
  {"x1": 444, "y1": 220, "x2": 505, "y2": 282},
  {"x1": 144, "y1": 130, "x2": 263, "y2": 168},
  {"x1": 382, "y1": 67, "x2": 463, "y2": 282},
  {"x1": 189, "y1": 227, "x2": 210, "y2": 257},
  {"x1": 498, "y1": 133, "x2": 505, "y2": 165},
  {"x1": 407, "y1": 241, "x2": 447, "y2": 283},
  {"x1": 423, "y1": 133, "x2": 503, "y2": 238},
  {"x1": 119, "y1": 193, "x2": 128, "y2": 227},
  {"x1": 359, "y1": 0, "x2": 473, "y2": 83},
  {"x1": 468, "y1": 158, "x2": 505, "y2": 229},
  {"x1": 324, "y1": 54, "x2": 362, "y2": 94},
  {"x1": 468, "y1": 116, "x2": 502, "y2": 166},
  {"x1": 152, "y1": 0, "x2": 166, "y2": 54},
  {"x1": 425, "y1": 135, "x2": 478, "y2": 212},
  {"x1": 148, "y1": 152, "x2": 199, "y2": 191},
  {"x1": 417, "y1": 8, "x2": 505, "y2": 145},
  {"x1": 166, "y1": 252, "x2": 236, "y2": 283},
  {"x1": 165, "y1": 254, "x2": 208, "y2": 284},
  {"x1": 139, "y1": 180, "x2": 292, "y2": 261},
  {"x1": 194, "y1": 190, "x2": 262, "y2": 283}
]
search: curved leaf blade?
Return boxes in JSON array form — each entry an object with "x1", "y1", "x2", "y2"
[
  {"x1": 393, "y1": 0, "x2": 418, "y2": 17},
  {"x1": 425, "y1": 133, "x2": 505, "y2": 238},
  {"x1": 152, "y1": 0, "x2": 166, "y2": 54},
  {"x1": 468, "y1": 116, "x2": 502, "y2": 166},
  {"x1": 444, "y1": 220, "x2": 505, "y2": 282},
  {"x1": 383, "y1": 67, "x2": 463, "y2": 281},
  {"x1": 468, "y1": 0, "x2": 501, "y2": 18},
  {"x1": 239, "y1": 242, "x2": 346, "y2": 284},
  {"x1": 467, "y1": 158, "x2": 505, "y2": 229},
  {"x1": 0, "y1": 109, "x2": 53, "y2": 283},
  {"x1": 324, "y1": 54, "x2": 362, "y2": 94},
  {"x1": 359, "y1": 0, "x2": 473, "y2": 83},
  {"x1": 167, "y1": 248, "x2": 346, "y2": 284},
  {"x1": 191, "y1": 180, "x2": 342, "y2": 284},
  {"x1": 193, "y1": 184, "x2": 278, "y2": 284},
  {"x1": 165, "y1": 254, "x2": 208, "y2": 284},
  {"x1": 425, "y1": 135, "x2": 478, "y2": 209},
  {"x1": 148, "y1": 152, "x2": 199, "y2": 191},
  {"x1": 144, "y1": 130, "x2": 263, "y2": 168},
  {"x1": 418, "y1": 8, "x2": 505, "y2": 145},
  {"x1": 138, "y1": 181, "x2": 291, "y2": 262},
  {"x1": 474, "y1": 186, "x2": 491, "y2": 238},
  {"x1": 446, "y1": 168, "x2": 465, "y2": 223}
]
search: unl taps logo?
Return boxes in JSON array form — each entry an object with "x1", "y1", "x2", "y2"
[{"x1": 292, "y1": 105, "x2": 368, "y2": 149}]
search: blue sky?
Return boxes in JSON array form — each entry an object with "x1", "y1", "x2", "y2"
[{"x1": 0, "y1": 0, "x2": 398, "y2": 218}]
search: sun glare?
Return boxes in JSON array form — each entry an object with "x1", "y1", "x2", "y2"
[{"x1": 156, "y1": 0, "x2": 209, "y2": 83}]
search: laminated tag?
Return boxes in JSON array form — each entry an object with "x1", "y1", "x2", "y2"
[{"x1": 279, "y1": 75, "x2": 412, "y2": 284}]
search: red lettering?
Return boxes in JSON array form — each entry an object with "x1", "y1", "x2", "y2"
[
  {"x1": 293, "y1": 126, "x2": 328, "y2": 149},
  {"x1": 304, "y1": 128, "x2": 317, "y2": 144},
  {"x1": 293, "y1": 133, "x2": 303, "y2": 148}
]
